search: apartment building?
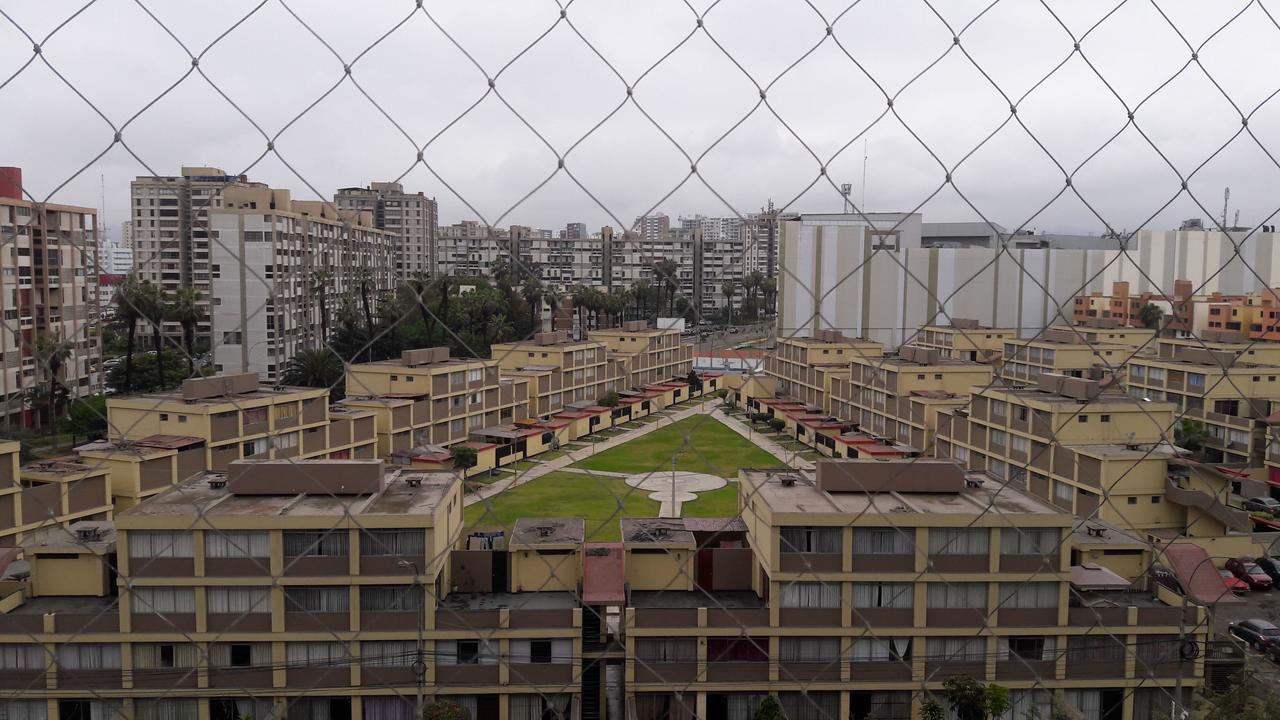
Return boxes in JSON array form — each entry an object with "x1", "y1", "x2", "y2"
[
  {"x1": 1072, "y1": 280, "x2": 1195, "y2": 336},
  {"x1": 828, "y1": 344, "x2": 995, "y2": 450},
  {"x1": 0, "y1": 442, "x2": 112, "y2": 548},
  {"x1": 435, "y1": 221, "x2": 509, "y2": 278},
  {"x1": 335, "y1": 182, "x2": 439, "y2": 278},
  {"x1": 342, "y1": 347, "x2": 530, "y2": 456},
  {"x1": 490, "y1": 332, "x2": 627, "y2": 418},
  {"x1": 765, "y1": 330, "x2": 883, "y2": 413},
  {"x1": 913, "y1": 319, "x2": 1015, "y2": 361},
  {"x1": 130, "y1": 166, "x2": 254, "y2": 340},
  {"x1": 1059, "y1": 321, "x2": 1157, "y2": 350},
  {"x1": 209, "y1": 184, "x2": 397, "y2": 381},
  {"x1": 1202, "y1": 286, "x2": 1280, "y2": 342},
  {"x1": 624, "y1": 460, "x2": 1204, "y2": 720},
  {"x1": 1124, "y1": 339, "x2": 1280, "y2": 466},
  {"x1": 1000, "y1": 328, "x2": 1136, "y2": 386},
  {"x1": 100, "y1": 373, "x2": 377, "y2": 490},
  {"x1": 0, "y1": 167, "x2": 102, "y2": 425},
  {"x1": 590, "y1": 322, "x2": 693, "y2": 387}
]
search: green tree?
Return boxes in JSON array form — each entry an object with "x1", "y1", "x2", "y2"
[
  {"x1": 1138, "y1": 302, "x2": 1164, "y2": 331},
  {"x1": 423, "y1": 700, "x2": 471, "y2": 720},
  {"x1": 61, "y1": 395, "x2": 108, "y2": 444},
  {"x1": 112, "y1": 274, "x2": 146, "y2": 392},
  {"x1": 752, "y1": 696, "x2": 785, "y2": 720},
  {"x1": 942, "y1": 675, "x2": 1011, "y2": 720},
  {"x1": 542, "y1": 286, "x2": 561, "y2": 331},
  {"x1": 33, "y1": 331, "x2": 72, "y2": 430},
  {"x1": 597, "y1": 392, "x2": 621, "y2": 408},
  {"x1": 107, "y1": 348, "x2": 191, "y2": 393},
  {"x1": 452, "y1": 445, "x2": 478, "y2": 472},
  {"x1": 521, "y1": 276, "x2": 544, "y2": 333},
  {"x1": 281, "y1": 349, "x2": 346, "y2": 400},
  {"x1": 767, "y1": 417, "x2": 786, "y2": 432},
  {"x1": 1175, "y1": 417, "x2": 1210, "y2": 457},
  {"x1": 166, "y1": 287, "x2": 204, "y2": 377},
  {"x1": 135, "y1": 281, "x2": 169, "y2": 388},
  {"x1": 686, "y1": 369, "x2": 703, "y2": 393},
  {"x1": 654, "y1": 259, "x2": 679, "y2": 316},
  {"x1": 920, "y1": 699, "x2": 946, "y2": 720},
  {"x1": 354, "y1": 267, "x2": 377, "y2": 361},
  {"x1": 721, "y1": 280, "x2": 737, "y2": 324},
  {"x1": 309, "y1": 270, "x2": 334, "y2": 343},
  {"x1": 761, "y1": 277, "x2": 777, "y2": 315}
]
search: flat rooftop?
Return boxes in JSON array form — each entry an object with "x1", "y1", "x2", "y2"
[
  {"x1": 622, "y1": 519, "x2": 695, "y2": 547},
  {"x1": 439, "y1": 591, "x2": 578, "y2": 611},
  {"x1": 1071, "y1": 519, "x2": 1147, "y2": 548},
  {"x1": 6, "y1": 595, "x2": 118, "y2": 616},
  {"x1": 121, "y1": 468, "x2": 455, "y2": 520},
  {"x1": 985, "y1": 387, "x2": 1162, "y2": 407},
  {"x1": 740, "y1": 466, "x2": 1063, "y2": 519},
  {"x1": 110, "y1": 384, "x2": 322, "y2": 407},
  {"x1": 512, "y1": 518, "x2": 585, "y2": 547}
]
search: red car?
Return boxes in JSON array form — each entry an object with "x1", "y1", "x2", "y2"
[
  {"x1": 1227, "y1": 557, "x2": 1275, "y2": 591},
  {"x1": 1220, "y1": 568, "x2": 1251, "y2": 595}
]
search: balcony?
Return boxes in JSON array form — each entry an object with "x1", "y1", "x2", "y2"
[{"x1": 1164, "y1": 477, "x2": 1250, "y2": 532}]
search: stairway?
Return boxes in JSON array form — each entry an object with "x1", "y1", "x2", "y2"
[{"x1": 580, "y1": 661, "x2": 602, "y2": 720}]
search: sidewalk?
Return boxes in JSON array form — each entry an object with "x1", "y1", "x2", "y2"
[{"x1": 464, "y1": 399, "x2": 720, "y2": 507}]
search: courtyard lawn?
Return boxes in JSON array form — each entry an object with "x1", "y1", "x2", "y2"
[
  {"x1": 681, "y1": 483, "x2": 740, "y2": 518},
  {"x1": 573, "y1": 415, "x2": 785, "y2": 478},
  {"x1": 464, "y1": 471, "x2": 659, "y2": 541}
]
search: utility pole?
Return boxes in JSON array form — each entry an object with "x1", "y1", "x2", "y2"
[{"x1": 399, "y1": 560, "x2": 426, "y2": 719}]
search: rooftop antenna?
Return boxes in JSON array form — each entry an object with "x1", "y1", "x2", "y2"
[
  {"x1": 1221, "y1": 187, "x2": 1230, "y2": 230},
  {"x1": 861, "y1": 139, "x2": 869, "y2": 212}
]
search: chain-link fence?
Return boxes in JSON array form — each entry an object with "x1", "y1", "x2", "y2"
[{"x1": 3, "y1": 1, "x2": 1280, "y2": 719}]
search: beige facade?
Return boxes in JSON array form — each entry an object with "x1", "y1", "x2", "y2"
[
  {"x1": 914, "y1": 321, "x2": 1015, "y2": 361},
  {"x1": 491, "y1": 332, "x2": 627, "y2": 418},
  {"x1": 335, "y1": 182, "x2": 438, "y2": 278},
  {"x1": 765, "y1": 330, "x2": 882, "y2": 413},
  {"x1": 589, "y1": 322, "x2": 693, "y2": 388}
]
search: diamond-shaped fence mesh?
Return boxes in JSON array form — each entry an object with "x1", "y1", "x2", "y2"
[{"x1": 3, "y1": 1, "x2": 1280, "y2": 719}]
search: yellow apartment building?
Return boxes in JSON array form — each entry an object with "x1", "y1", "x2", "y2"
[
  {"x1": 590, "y1": 322, "x2": 694, "y2": 387},
  {"x1": 765, "y1": 330, "x2": 882, "y2": 413},
  {"x1": 913, "y1": 319, "x2": 1016, "y2": 361},
  {"x1": 828, "y1": 344, "x2": 995, "y2": 450},
  {"x1": 1000, "y1": 329, "x2": 1134, "y2": 385},
  {"x1": 491, "y1": 332, "x2": 627, "y2": 418},
  {"x1": 1125, "y1": 340, "x2": 1280, "y2": 466},
  {"x1": 0, "y1": 450, "x2": 113, "y2": 546},
  {"x1": 1058, "y1": 321, "x2": 1158, "y2": 350},
  {"x1": 623, "y1": 460, "x2": 1205, "y2": 720},
  {"x1": 343, "y1": 348, "x2": 530, "y2": 456}
]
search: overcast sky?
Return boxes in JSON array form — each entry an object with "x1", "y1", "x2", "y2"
[{"x1": 4, "y1": 0, "x2": 1280, "y2": 240}]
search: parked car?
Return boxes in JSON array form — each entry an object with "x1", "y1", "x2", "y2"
[
  {"x1": 1255, "y1": 556, "x2": 1280, "y2": 584},
  {"x1": 1229, "y1": 618, "x2": 1280, "y2": 651},
  {"x1": 1243, "y1": 497, "x2": 1280, "y2": 516},
  {"x1": 728, "y1": 326, "x2": 739, "y2": 334},
  {"x1": 1226, "y1": 557, "x2": 1275, "y2": 591},
  {"x1": 1220, "y1": 568, "x2": 1251, "y2": 595}
]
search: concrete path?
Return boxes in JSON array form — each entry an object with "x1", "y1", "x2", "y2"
[{"x1": 464, "y1": 399, "x2": 721, "y2": 507}]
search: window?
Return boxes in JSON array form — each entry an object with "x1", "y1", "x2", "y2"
[
  {"x1": 1078, "y1": 415, "x2": 1089, "y2": 423},
  {"x1": 780, "y1": 637, "x2": 840, "y2": 663},
  {"x1": 271, "y1": 432, "x2": 298, "y2": 450},
  {"x1": 467, "y1": 368, "x2": 484, "y2": 383},
  {"x1": 780, "y1": 527, "x2": 842, "y2": 554},
  {"x1": 989, "y1": 429, "x2": 1006, "y2": 447},
  {"x1": 360, "y1": 529, "x2": 424, "y2": 556},
  {"x1": 852, "y1": 528, "x2": 914, "y2": 555},
  {"x1": 1100, "y1": 414, "x2": 1111, "y2": 423},
  {"x1": 132, "y1": 587, "x2": 196, "y2": 614},
  {"x1": 1066, "y1": 636, "x2": 1124, "y2": 662},
  {"x1": 1136, "y1": 635, "x2": 1181, "y2": 666},
  {"x1": 1010, "y1": 435, "x2": 1029, "y2": 453},
  {"x1": 780, "y1": 582, "x2": 840, "y2": 608},
  {"x1": 437, "y1": 639, "x2": 497, "y2": 665},
  {"x1": 510, "y1": 695, "x2": 571, "y2": 720},
  {"x1": 852, "y1": 582, "x2": 913, "y2": 609},
  {"x1": 926, "y1": 583, "x2": 987, "y2": 609},
  {"x1": 1054, "y1": 480, "x2": 1074, "y2": 502},
  {"x1": 242, "y1": 407, "x2": 268, "y2": 425},
  {"x1": 286, "y1": 642, "x2": 350, "y2": 667},
  {"x1": 850, "y1": 637, "x2": 911, "y2": 662},
  {"x1": 56, "y1": 644, "x2": 121, "y2": 670},
  {"x1": 1127, "y1": 496, "x2": 1138, "y2": 505},
  {"x1": 133, "y1": 643, "x2": 197, "y2": 669},
  {"x1": 283, "y1": 530, "x2": 349, "y2": 557},
  {"x1": 999, "y1": 582, "x2": 1058, "y2": 608},
  {"x1": 205, "y1": 530, "x2": 269, "y2": 558},
  {"x1": 925, "y1": 637, "x2": 985, "y2": 662},
  {"x1": 210, "y1": 642, "x2": 269, "y2": 669},
  {"x1": 636, "y1": 638, "x2": 696, "y2": 662},
  {"x1": 1188, "y1": 373, "x2": 1205, "y2": 388},
  {"x1": 0, "y1": 643, "x2": 44, "y2": 670},
  {"x1": 135, "y1": 700, "x2": 198, "y2": 720},
  {"x1": 207, "y1": 587, "x2": 270, "y2": 615},
  {"x1": 361, "y1": 640, "x2": 418, "y2": 667},
  {"x1": 242, "y1": 438, "x2": 267, "y2": 456},
  {"x1": 928, "y1": 528, "x2": 989, "y2": 555},
  {"x1": 128, "y1": 531, "x2": 194, "y2": 558},
  {"x1": 1001, "y1": 528, "x2": 1058, "y2": 555},
  {"x1": 450, "y1": 418, "x2": 465, "y2": 435},
  {"x1": 360, "y1": 585, "x2": 421, "y2": 612},
  {"x1": 990, "y1": 400, "x2": 1007, "y2": 418},
  {"x1": 284, "y1": 586, "x2": 348, "y2": 613},
  {"x1": 274, "y1": 404, "x2": 298, "y2": 421}
]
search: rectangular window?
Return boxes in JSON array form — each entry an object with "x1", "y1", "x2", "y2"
[
  {"x1": 467, "y1": 368, "x2": 483, "y2": 383},
  {"x1": 850, "y1": 637, "x2": 911, "y2": 662},
  {"x1": 360, "y1": 585, "x2": 421, "y2": 612},
  {"x1": 0, "y1": 643, "x2": 45, "y2": 670},
  {"x1": 360, "y1": 529, "x2": 424, "y2": 556},
  {"x1": 998, "y1": 582, "x2": 1059, "y2": 609},
  {"x1": 852, "y1": 528, "x2": 914, "y2": 555},
  {"x1": 131, "y1": 587, "x2": 196, "y2": 614},
  {"x1": 1010, "y1": 435, "x2": 1029, "y2": 453},
  {"x1": 635, "y1": 638, "x2": 697, "y2": 662},
  {"x1": 926, "y1": 582, "x2": 987, "y2": 609},
  {"x1": 205, "y1": 530, "x2": 269, "y2": 558},
  {"x1": 779, "y1": 581, "x2": 840, "y2": 608},
  {"x1": 1001, "y1": 636, "x2": 1055, "y2": 662},
  {"x1": 1001, "y1": 528, "x2": 1058, "y2": 555},
  {"x1": 207, "y1": 586, "x2": 270, "y2": 615},
  {"x1": 209, "y1": 642, "x2": 270, "y2": 668},
  {"x1": 133, "y1": 643, "x2": 197, "y2": 669},
  {"x1": 436, "y1": 639, "x2": 497, "y2": 665},
  {"x1": 361, "y1": 640, "x2": 418, "y2": 667},
  {"x1": 286, "y1": 642, "x2": 349, "y2": 667},
  {"x1": 1054, "y1": 480, "x2": 1074, "y2": 502},
  {"x1": 56, "y1": 643, "x2": 121, "y2": 670},
  {"x1": 242, "y1": 407, "x2": 268, "y2": 425},
  {"x1": 128, "y1": 531, "x2": 194, "y2": 558},
  {"x1": 284, "y1": 586, "x2": 349, "y2": 613},
  {"x1": 780, "y1": 527, "x2": 842, "y2": 554},
  {"x1": 852, "y1": 582, "x2": 913, "y2": 609},
  {"x1": 283, "y1": 530, "x2": 349, "y2": 557},
  {"x1": 242, "y1": 437, "x2": 268, "y2": 456},
  {"x1": 928, "y1": 528, "x2": 990, "y2": 555},
  {"x1": 779, "y1": 637, "x2": 840, "y2": 663},
  {"x1": 1066, "y1": 636, "x2": 1124, "y2": 663},
  {"x1": 271, "y1": 432, "x2": 298, "y2": 450},
  {"x1": 925, "y1": 637, "x2": 985, "y2": 662}
]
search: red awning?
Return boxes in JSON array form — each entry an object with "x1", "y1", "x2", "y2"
[{"x1": 581, "y1": 542, "x2": 625, "y2": 605}]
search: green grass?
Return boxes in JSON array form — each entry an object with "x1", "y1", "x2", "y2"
[
  {"x1": 682, "y1": 483, "x2": 741, "y2": 517},
  {"x1": 538, "y1": 450, "x2": 565, "y2": 462},
  {"x1": 572, "y1": 415, "x2": 785, "y2": 478},
  {"x1": 464, "y1": 471, "x2": 658, "y2": 541}
]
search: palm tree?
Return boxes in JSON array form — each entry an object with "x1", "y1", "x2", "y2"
[
  {"x1": 760, "y1": 277, "x2": 777, "y2": 316},
  {"x1": 353, "y1": 268, "x2": 376, "y2": 361},
  {"x1": 280, "y1": 348, "x2": 345, "y2": 400},
  {"x1": 521, "y1": 276, "x2": 544, "y2": 334},
  {"x1": 631, "y1": 279, "x2": 653, "y2": 320},
  {"x1": 167, "y1": 287, "x2": 203, "y2": 377},
  {"x1": 309, "y1": 270, "x2": 334, "y2": 344},
  {"x1": 571, "y1": 285, "x2": 590, "y2": 338},
  {"x1": 136, "y1": 281, "x2": 169, "y2": 389},
  {"x1": 112, "y1": 274, "x2": 145, "y2": 392},
  {"x1": 654, "y1": 259, "x2": 678, "y2": 316},
  {"x1": 542, "y1": 286, "x2": 561, "y2": 331},
  {"x1": 33, "y1": 331, "x2": 72, "y2": 430},
  {"x1": 721, "y1": 281, "x2": 737, "y2": 325},
  {"x1": 745, "y1": 270, "x2": 764, "y2": 320},
  {"x1": 436, "y1": 274, "x2": 452, "y2": 345}
]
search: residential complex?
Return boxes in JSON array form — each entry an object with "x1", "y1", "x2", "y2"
[
  {"x1": 0, "y1": 166, "x2": 102, "y2": 425},
  {"x1": 764, "y1": 330, "x2": 883, "y2": 413},
  {"x1": 210, "y1": 184, "x2": 397, "y2": 381},
  {"x1": 490, "y1": 331, "x2": 628, "y2": 419},
  {"x1": 334, "y1": 182, "x2": 438, "y2": 278}
]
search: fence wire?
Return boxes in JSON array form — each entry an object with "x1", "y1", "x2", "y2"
[{"x1": 3, "y1": 1, "x2": 1280, "y2": 719}]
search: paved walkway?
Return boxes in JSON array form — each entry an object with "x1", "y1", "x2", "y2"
[{"x1": 464, "y1": 399, "x2": 720, "y2": 507}]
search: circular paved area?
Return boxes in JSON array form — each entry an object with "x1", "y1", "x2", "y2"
[{"x1": 625, "y1": 471, "x2": 726, "y2": 506}]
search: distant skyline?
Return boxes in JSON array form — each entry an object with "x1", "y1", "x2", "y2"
[{"x1": 5, "y1": 1, "x2": 1279, "y2": 239}]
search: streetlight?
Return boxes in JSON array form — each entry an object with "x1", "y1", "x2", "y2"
[{"x1": 398, "y1": 559, "x2": 426, "y2": 719}]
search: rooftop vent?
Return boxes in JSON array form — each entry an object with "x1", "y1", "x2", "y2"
[
  {"x1": 780, "y1": 475, "x2": 797, "y2": 487},
  {"x1": 75, "y1": 525, "x2": 104, "y2": 542},
  {"x1": 1085, "y1": 525, "x2": 1107, "y2": 538},
  {"x1": 405, "y1": 475, "x2": 422, "y2": 488},
  {"x1": 652, "y1": 526, "x2": 669, "y2": 540},
  {"x1": 535, "y1": 525, "x2": 556, "y2": 538},
  {"x1": 964, "y1": 476, "x2": 985, "y2": 488},
  {"x1": 207, "y1": 476, "x2": 227, "y2": 490}
]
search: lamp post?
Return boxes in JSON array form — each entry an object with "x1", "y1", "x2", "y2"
[{"x1": 398, "y1": 560, "x2": 426, "y2": 719}]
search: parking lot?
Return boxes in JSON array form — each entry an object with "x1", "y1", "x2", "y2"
[{"x1": 1212, "y1": 587, "x2": 1280, "y2": 686}]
